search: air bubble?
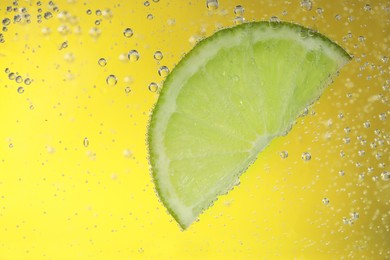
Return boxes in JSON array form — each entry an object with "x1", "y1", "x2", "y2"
[
  {"x1": 279, "y1": 150, "x2": 288, "y2": 159},
  {"x1": 322, "y1": 198, "x2": 330, "y2": 205},
  {"x1": 14, "y1": 15, "x2": 22, "y2": 23},
  {"x1": 86, "y1": 9, "x2": 92, "y2": 15},
  {"x1": 106, "y1": 75, "x2": 118, "y2": 86},
  {"x1": 234, "y1": 17, "x2": 245, "y2": 25},
  {"x1": 147, "y1": 14, "x2": 154, "y2": 20},
  {"x1": 24, "y1": 78, "x2": 31, "y2": 85},
  {"x1": 316, "y1": 7, "x2": 323, "y2": 15},
  {"x1": 98, "y1": 58, "x2": 107, "y2": 67},
  {"x1": 351, "y1": 212, "x2": 359, "y2": 220},
  {"x1": 158, "y1": 66, "x2": 170, "y2": 77},
  {"x1": 363, "y1": 4, "x2": 371, "y2": 11},
  {"x1": 83, "y1": 137, "x2": 89, "y2": 147},
  {"x1": 125, "y1": 86, "x2": 131, "y2": 94},
  {"x1": 123, "y1": 28, "x2": 133, "y2": 38},
  {"x1": 17, "y1": 86, "x2": 24, "y2": 94},
  {"x1": 144, "y1": 1, "x2": 150, "y2": 7},
  {"x1": 269, "y1": 16, "x2": 280, "y2": 29},
  {"x1": 206, "y1": 0, "x2": 219, "y2": 10},
  {"x1": 363, "y1": 121, "x2": 371, "y2": 128},
  {"x1": 15, "y1": 75, "x2": 22, "y2": 83},
  {"x1": 300, "y1": 0, "x2": 312, "y2": 11},
  {"x1": 153, "y1": 51, "x2": 163, "y2": 61},
  {"x1": 234, "y1": 5, "x2": 244, "y2": 15},
  {"x1": 379, "y1": 113, "x2": 386, "y2": 120},
  {"x1": 123, "y1": 149, "x2": 133, "y2": 158},
  {"x1": 301, "y1": 152, "x2": 311, "y2": 161},
  {"x1": 2, "y1": 18, "x2": 10, "y2": 26},
  {"x1": 44, "y1": 12, "x2": 53, "y2": 19},
  {"x1": 381, "y1": 171, "x2": 389, "y2": 181},
  {"x1": 148, "y1": 82, "x2": 158, "y2": 92},
  {"x1": 8, "y1": 72, "x2": 15, "y2": 80},
  {"x1": 339, "y1": 170, "x2": 345, "y2": 176},
  {"x1": 128, "y1": 50, "x2": 140, "y2": 62}
]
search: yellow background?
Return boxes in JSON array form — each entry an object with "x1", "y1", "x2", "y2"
[{"x1": 0, "y1": 0, "x2": 389, "y2": 259}]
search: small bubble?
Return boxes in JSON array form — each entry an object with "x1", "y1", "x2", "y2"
[
  {"x1": 358, "y1": 36, "x2": 365, "y2": 42},
  {"x1": 153, "y1": 51, "x2": 163, "y2": 61},
  {"x1": 42, "y1": 27, "x2": 51, "y2": 35},
  {"x1": 316, "y1": 7, "x2": 323, "y2": 15},
  {"x1": 363, "y1": 121, "x2": 371, "y2": 128},
  {"x1": 322, "y1": 198, "x2": 330, "y2": 205},
  {"x1": 381, "y1": 171, "x2": 389, "y2": 181},
  {"x1": 344, "y1": 126, "x2": 351, "y2": 133},
  {"x1": 98, "y1": 58, "x2": 107, "y2": 67},
  {"x1": 144, "y1": 1, "x2": 150, "y2": 7},
  {"x1": 343, "y1": 137, "x2": 350, "y2": 144},
  {"x1": 379, "y1": 113, "x2": 386, "y2": 120},
  {"x1": 89, "y1": 27, "x2": 102, "y2": 38},
  {"x1": 106, "y1": 75, "x2": 118, "y2": 86},
  {"x1": 96, "y1": 9, "x2": 102, "y2": 16},
  {"x1": 234, "y1": 16, "x2": 245, "y2": 25},
  {"x1": 158, "y1": 66, "x2": 170, "y2": 77},
  {"x1": 339, "y1": 170, "x2": 345, "y2": 176},
  {"x1": 381, "y1": 56, "x2": 389, "y2": 63},
  {"x1": 279, "y1": 150, "x2": 288, "y2": 159},
  {"x1": 358, "y1": 150, "x2": 365, "y2": 156},
  {"x1": 300, "y1": 0, "x2": 312, "y2": 11},
  {"x1": 351, "y1": 212, "x2": 359, "y2": 220},
  {"x1": 83, "y1": 137, "x2": 89, "y2": 147},
  {"x1": 59, "y1": 41, "x2": 68, "y2": 50},
  {"x1": 147, "y1": 14, "x2": 154, "y2": 20},
  {"x1": 2, "y1": 18, "x2": 10, "y2": 26},
  {"x1": 148, "y1": 82, "x2": 158, "y2": 92},
  {"x1": 9, "y1": 143, "x2": 13, "y2": 148},
  {"x1": 13, "y1": 14, "x2": 22, "y2": 23},
  {"x1": 8, "y1": 72, "x2": 15, "y2": 80},
  {"x1": 363, "y1": 4, "x2": 371, "y2": 11},
  {"x1": 335, "y1": 14, "x2": 341, "y2": 20},
  {"x1": 206, "y1": 0, "x2": 219, "y2": 10},
  {"x1": 44, "y1": 12, "x2": 53, "y2": 19},
  {"x1": 269, "y1": 16, "x2": 280, "y2": 28},
  {"x1": 95, "y1": 20, "x2": 101, "y2": 25},
  {"x1": 123, "y1": 149, "x2": 133, "y2": 158},
  {"x1": 128, "y1": 50, "x2": 140, "y2": 62},
  {"x1": 15, "y1": 75, "x2": 22, "y2": 83},
  {"x1": 17, "y1": 86, "x2": 24, "y2": 94},
  {"x1": 5, "y1": 68, "x2": 10, "y2": 73},
  {"x1": 234, "y1": 5, "x2": 244, "y2": 15},
  {"x1": 123, "y1": 28, "x2": 133, "y2": 38},
  {"x1": 301, "y1": 152, "x2": 311, "y2": 161},
  {"x1": 86, "y1": 9, "x2": 92, "y2": 15},
  {"x1": 125, "y1": 86, "x2": 131, "y2": 94}
]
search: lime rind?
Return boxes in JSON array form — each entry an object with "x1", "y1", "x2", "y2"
[{"x1": 147, "y1": 21, "x2": 351, "y2": 229}]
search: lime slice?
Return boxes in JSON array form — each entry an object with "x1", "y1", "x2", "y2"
[{"x1": 148, "y1": 21, "x2": 351, "y2": 229}]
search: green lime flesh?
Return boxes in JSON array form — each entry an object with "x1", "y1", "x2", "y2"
[{"x1": 148, "y1": 21, "x2": 351, "y2": 229}]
